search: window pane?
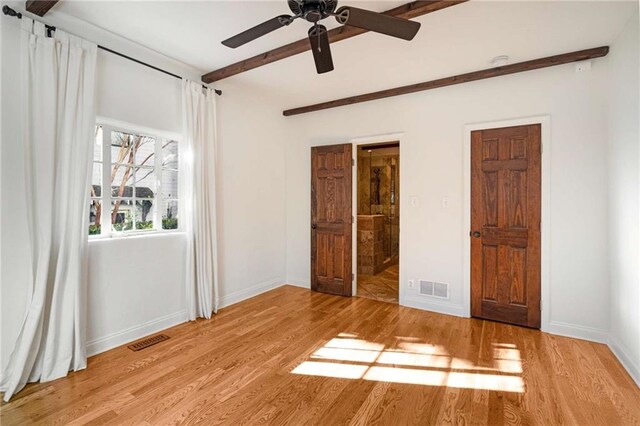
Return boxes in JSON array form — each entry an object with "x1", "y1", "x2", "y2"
[
  {"x1": 135, "y1": 167, "x2": 156, "y2": 199},
  {"x1": 161, "y1": 169, "x2": 178, "y2": 198},
  {"x1": 111, "y1": 165, "x2": 133, "y2": 197},
  {"x1": 135, "y1": 136, "x2": 156, "y2": 167},
  {"x1": 94, "y1": 126, "x2": 103, "y2": 162},
  {"x1": 135, "y1": 200, "x2": 154, "y2": 230},
  {"x1": 89, "y1": 199, "x2": 102, "y2": 235},
  {"x1": 111, "y1": 199, "x2": 133, "y2": 231},
  {"x1": 111, "y1": 131, "x2": 134, "y2": 165},
  {"x1": 162, "y1": 140, "x2": 179, "y2": 170},
  {"x1": 162, "y1": 199, "x2": 178, "y2": 229},
  {"x1": 90, "y1": 162, "x2": 102, "y2": 197}
]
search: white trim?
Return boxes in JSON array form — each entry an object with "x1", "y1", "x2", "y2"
[
  {"x1": 608, "y1": 334, "x2": 640, "y2": 387},
  {"x1": 86, "y1": 278, "x2": 285, "y2": 357},
  {"x1": 545, "y1": 320, "x2": 608, "y2": 344},
  {"x1": 96, "y1": 116, "x2": 182, "y2": 141},
  {"x1": 86, "y1": 309, "x2": 188, "y2": 357},
  {"x1": 403, "y1": 297, "x2": 466, "y2": 317},
  {"x1": 462, "y1": 116, "x2": 551, "y2": 332},
  {"x1": 90, "y1": 121, "x2": 182, "y2": 240},
  {"x1": 349, "y1": 132, "x2": 405, "y2": 301},
  {"x1": 218, "y1": 278, "x2": 287, "y2": 308},
  {"x1": 286, "y1": 279, "x2": 310, "y2": 289},
  {"x1": 88, "y1": 230, "x2": 185, "y2": 243}
]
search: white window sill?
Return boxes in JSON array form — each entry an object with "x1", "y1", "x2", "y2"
[{"x1": 89, "y1": 230, "x2": 185, "y2": 243}]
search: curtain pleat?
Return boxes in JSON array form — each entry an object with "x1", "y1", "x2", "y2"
[
  {"x1": 0, "y1": 18, "x2": 96, "y2": 401},
  {"x1": 182, "y1": 80, "x2": 220, "y2": 320}
]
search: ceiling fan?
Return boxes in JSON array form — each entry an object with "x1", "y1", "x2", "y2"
[{"x1": 221, "y1": 0, "x2": 421, "y2": 74}]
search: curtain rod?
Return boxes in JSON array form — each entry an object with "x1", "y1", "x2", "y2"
[{"x1": 2, "y1": 5, "x2": 222, "y2": 96}]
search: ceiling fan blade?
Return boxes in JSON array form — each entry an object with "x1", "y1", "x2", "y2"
[
  {"x1": 335, "y1": 6, "x2": 420, "y2": 41},
  {"x1": 308, "y1": 25, "x2": 334, "y2": 74},
  {"x1": 222, "y1": 15, "x2": 294, "y2": 48}
]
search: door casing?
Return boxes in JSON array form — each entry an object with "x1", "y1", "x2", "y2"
[
  {"x1": 309, "y1": 134, "x2": 405, "y2": 299},
  {"x1": 463, "y1": 116, "x2": 551, "y2": 332},
  {"x1": 348, "y1": 133, "x2": 405, "y2": 300}
]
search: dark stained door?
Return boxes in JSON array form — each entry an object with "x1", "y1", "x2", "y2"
[
  {"x1": 471, "y1": 124, "x2": 541, "y2": 328},
  {"x1": 311, "y1": 144, "x2": 353, "y2": 296}
]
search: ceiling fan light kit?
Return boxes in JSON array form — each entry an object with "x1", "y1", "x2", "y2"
[{"x1": 221, "y1": 0, "x2": 421, "y2": 74}]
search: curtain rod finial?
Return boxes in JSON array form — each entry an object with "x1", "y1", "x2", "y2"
[{"x1": 2, "y1": 5, "x2": 22, "y2": 19}]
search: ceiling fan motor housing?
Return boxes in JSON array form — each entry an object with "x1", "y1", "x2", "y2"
[{"x1": 289, "y1": 0, "x2": 338, "y2": 23}]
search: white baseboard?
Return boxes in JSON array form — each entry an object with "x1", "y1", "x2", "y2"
[
  {"x1": 86, "y1": 309, "x2": 188, "y2": 357},
  {"x1": 285, "y1": 279, "x2": 310, "y2": 289},
  {"x1": 545, "y1": 320, "x2": 609, "y2": 344},
  {"x1": 218, "y1": 277, "x2": 286, "y2": 308},
  {"x1": 401, "y1": 296, "x2": 466, "y2": 318},
  {"x1": 608, "y1": 334, "x2": 640, "y2": 387}
]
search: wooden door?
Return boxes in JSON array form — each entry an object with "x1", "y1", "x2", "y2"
[
  {"x1": 471, "y1": 124, "x2": 541, "y2": 328},
  {"x1": 311, "y1": 144, "x2": 353, "y2": 296}
]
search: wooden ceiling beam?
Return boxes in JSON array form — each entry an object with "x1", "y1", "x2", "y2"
[
  {"x1": 282, "y1": 46, "x2": 609, "y2": 116},
  {"x1": 201, "y1": 0, "x2": 468, "y2": 84},
  {"x1": 25, "y1": 0, "x2": 59, "y2": 17}
]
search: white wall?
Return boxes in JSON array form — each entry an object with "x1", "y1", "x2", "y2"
[
  {"x1": 215, "y1": 79, "x2": 288, "y2": 307},
  {"x1": 1, "y1": 6, "x2": 288, "y2": 366},
  {"x1": 285, "y1": 56, "x2": 611, "y2": 340},
  {"x1": 607, "y1": 12, "x2": 640, "y2": 386}
]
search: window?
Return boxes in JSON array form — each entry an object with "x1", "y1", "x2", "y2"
[{"x1": 89, "y1": 124, "x2": 180, "y2": 237}]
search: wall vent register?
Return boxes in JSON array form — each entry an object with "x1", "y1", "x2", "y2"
[{"x1": 419, "y1": 280, "x2": 449, "y2": 299}]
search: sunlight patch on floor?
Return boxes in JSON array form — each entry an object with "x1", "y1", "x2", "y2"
[
  {"x1": 312, "y1": 347, "x2": 380, "y2": 363},
  {"x1": 291, "y1": 334, "x2": 525, "y2": 393},
  {"x1": 293, "y1": 361, "x2": 368, "y2": 379},
  {"x1": 493, "y1": 344, "x2": 523, "y2": 374}
]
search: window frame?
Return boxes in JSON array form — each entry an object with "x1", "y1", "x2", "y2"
[{"x1": 90, "y1": 119, "x2": 182, "y2": 239}]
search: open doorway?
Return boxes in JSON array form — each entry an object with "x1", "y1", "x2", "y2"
[{"x1": 356, "y1": 142, "x2": 399, "y2": 304}]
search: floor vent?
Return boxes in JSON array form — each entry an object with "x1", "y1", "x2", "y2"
[
  {"x1": 127, "y1": 334, "x2": 170, "y2": 351},
  {"x1": 419, "y1": 280, "x2": 449, "y2": 299}
]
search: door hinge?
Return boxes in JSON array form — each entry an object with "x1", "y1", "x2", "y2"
[
  {"x1": 352, "y1": 158, "x2": 355, "y2": 166},
  {"x1": 352, "y1": 215, "x2": 355, "y2": 224},
  {"x1": 352, "y1": 273, "x2": 355, "y2": 281}
]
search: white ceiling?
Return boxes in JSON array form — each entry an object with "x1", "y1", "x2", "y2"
[
  {"x1": 53, "y1": 1, "x2": 636, "y2": 107},
  {"x1": 56, "y1": 0, "x2": 410, "y2": 71}
]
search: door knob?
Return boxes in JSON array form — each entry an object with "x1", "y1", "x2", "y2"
[
  {"x1": 472, "y1": 231, "x2": 481, "y2": 238},
  {"x1": 311, "y1": 224, "x2": 317, "y2": 230}
]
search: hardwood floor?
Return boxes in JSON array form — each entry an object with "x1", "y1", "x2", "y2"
[
  {"x1": 1, "y1": 285, "x2": 639, "y2": 425},
  {"x1": 357, "y1": 263, "x2": 399, "y2": 304}
]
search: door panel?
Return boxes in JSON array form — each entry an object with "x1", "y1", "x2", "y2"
[
  {"x1": 471, "y1": 124, "x2": 541, "y2": 328},
  {"x1": 311, "y1": 144, "x2": 352, "y2": 296}
]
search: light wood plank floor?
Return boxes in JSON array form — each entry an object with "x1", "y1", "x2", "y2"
[{"x1": 1, "y1": 286, "x2": 639, "y2": 425}]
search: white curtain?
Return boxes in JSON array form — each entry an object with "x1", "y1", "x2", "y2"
[
  {"x1": 182, "y1": 80, "x2": 220, "y2": 320},
  {"x1": 0, "y1": 18, "x2": 97, "y2": 401}
]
